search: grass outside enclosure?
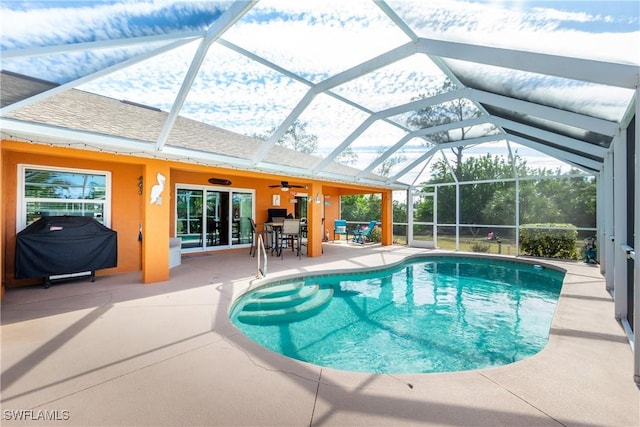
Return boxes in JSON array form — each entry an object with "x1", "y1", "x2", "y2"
[
  {"x1": 393, "y1": 233, "x2": 593, "y2": 259},
  {"x1": 437, "y1": 236, "x2": 517, "y2": 255}
]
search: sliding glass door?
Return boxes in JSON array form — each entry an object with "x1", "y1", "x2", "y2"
[{"x1": 176, "y1": 185, "x2": 254, "y2": 251}]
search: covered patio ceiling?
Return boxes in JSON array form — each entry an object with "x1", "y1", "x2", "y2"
[{"x1": 1, "y1": 1, "x2": 638, "y2": 189}]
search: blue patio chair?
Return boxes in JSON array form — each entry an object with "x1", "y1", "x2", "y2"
[
  {"x1": 352, "y1": 220, "x2": 377, "y2": 244},
  {"x1": 333, "y1": 219, "x2": 347, "y2": 241}
]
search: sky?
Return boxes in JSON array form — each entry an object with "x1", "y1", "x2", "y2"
[{"x1": 1, "y1": 0, "x2": 638, "y2": 184}]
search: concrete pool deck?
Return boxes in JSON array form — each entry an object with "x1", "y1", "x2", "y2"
[{"x1": 1, "y1": 243, "x2": 638, "y2": 426}]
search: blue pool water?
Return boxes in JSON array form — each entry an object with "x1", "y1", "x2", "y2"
[{"x1": 230, "y1": 256, "x2": 564, "y2": 374}]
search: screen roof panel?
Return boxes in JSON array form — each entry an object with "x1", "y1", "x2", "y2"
[{"x1": 1, "y1": 0, "x2": 638, "y2": 188}]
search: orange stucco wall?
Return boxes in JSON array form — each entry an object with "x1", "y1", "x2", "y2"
[
  {"x1": 2, "y1": 142, "x2": 144, "y2": 287},
  {"x1": 321, "y1": 187, "x2": 342, "y2": 239},
  {"x1": 1, "y1": 139, "x2": 392, "y2": 293}
]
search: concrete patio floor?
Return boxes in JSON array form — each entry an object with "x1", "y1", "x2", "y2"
[{"x1": 1, "y1": 243, "x2": 639, "y2": 426}]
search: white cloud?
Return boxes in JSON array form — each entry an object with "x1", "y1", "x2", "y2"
[
  {"x1": 3, "y1": 0, "x2": 633, "y2": 182},
  {"x1": 391, "y1": 0, "x2": 639, "y2": 63}
]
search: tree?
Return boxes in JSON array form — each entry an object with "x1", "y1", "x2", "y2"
[
  {"x1": 254, "y1": 120, "x2": 318, "y2": 154},
  {"x1": 342, "y1": 195, "x2": 375, "y2": 222},
  {"x1": 416, "y1": 153, "x2": 596, "y2": 238},
  {"x1": 256, "y1": 119, "x2": 360, "y2": 165},
  {"x1": 406, "y1": 80, "x2": 494, "y2": 176},
  {"x1": 517, "y1": 171, "x2": 596, "y2": 228},
  {"x1": 334, "y1": 145, "x2": 358, "y2": 165},
  {"x1": 340, "y1": 147, "x2": 405, "y2": 225},
  {"x1": 373, "y1": 145, "x2": 406, "y2": 177},
  {"x1": 428, "y1": 154, "x2": 519, "y2": 229}
]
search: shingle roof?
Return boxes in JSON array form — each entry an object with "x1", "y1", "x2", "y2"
[
  {"x1": 0, "y1": 71, "x2": 57, "y2": 108},
  {"x1": 1, "y1": 71, "x2": 390, "y2": 188}
]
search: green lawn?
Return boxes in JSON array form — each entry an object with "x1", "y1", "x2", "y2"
[{"x1": 393, "y1": 234, "x2": 585, "y2": 259}]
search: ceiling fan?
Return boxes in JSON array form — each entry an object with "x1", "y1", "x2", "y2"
[{"x1": 268, "y1": 181, "x2": 305, "y2": 191}]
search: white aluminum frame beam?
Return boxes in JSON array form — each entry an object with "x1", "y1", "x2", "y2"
[
  {"x1": 416, "y1": 37, "x2": 640, "y2": 89},
  {"x1": 507, "y1": 134, "x2": 602, "y2": 171},
  {"x1": 1, "y1": 117, "x2": 405, "y2": 189},
  {"x1": 357, "y1": 115, "x2": 489, "y2": 178},
  {"x1": 469, "y1": 89, "x2": 620, "y2": 136},
  {"x1": 0, "y1": 118, "x2": 253, "y2": 165},
  {"x1": 155, "y1": 1, "x2": 257, "y2": 151},
  {"x1": 0, "y1": 38, "x2": 194, "y2": 116},
  {"x1": 1, "y1": 1, "x2": 633, "y2": 192},
  {"x1": 1, "y1": 31, "x2": 203, "y2": 59},
  {"x1": 218, "y1": 38, "x2": 422, "y2": 148},
  {"x1": 386, "y1": 135, "x2": 498, "y2": 184},
  {"x1": 374, "y1": 1, "x2": 418, "y2": 42},
  {"x1": 251, "y1": 42, "x2": 418, "y2": 165},
  {"x1": 493, "y1": 117, "x2": 608, "y2": 159},
  {"x1": 315, "y1": 89, "x2": 470, "y2": 173}
]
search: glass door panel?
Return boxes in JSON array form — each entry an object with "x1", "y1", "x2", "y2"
[
  {"x1": 206, "y1": 191, "x2": 229, "y2": 247},
  {"x1": 232, "y1": 192, "x2": 253, "y2": 245},
  {"x1": 177, "y1": 189, "x2": 203, "y2": 249}
]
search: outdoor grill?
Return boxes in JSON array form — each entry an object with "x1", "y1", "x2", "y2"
[{"x1": 15, "y1": 216, "x2": 117, "y2": 288}]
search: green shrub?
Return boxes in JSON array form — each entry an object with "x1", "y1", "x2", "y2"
[
  {"x1": 369, "y1": 226, "x2": 382, "y2": 243},
  {"x1": 520, "y1": 224, "x2": 578, "y2": 259},
  {"x1": 471, "y1": 241, "x2": 491, "y2": 253}
]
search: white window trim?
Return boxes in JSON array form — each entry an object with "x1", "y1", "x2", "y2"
[
  {"x1": 17, "y1": 164, "x2": 112, "y2": 233},
  {"x1": 174, "y1": 183, "x2": 255, "y2": 252}
]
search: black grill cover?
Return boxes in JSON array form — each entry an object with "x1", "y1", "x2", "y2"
[{"x1": 15, "y1": 216, "x2": 117, "y2": 279}]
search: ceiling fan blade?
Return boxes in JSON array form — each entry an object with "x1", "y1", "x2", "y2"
[{"x1": 268, "y1": 181, "x2": 303, "y2": 189}]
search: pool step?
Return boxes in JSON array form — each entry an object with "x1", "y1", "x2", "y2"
[
  {"x1": 251, "y1": 282, "x2": 304, "y2": 299},
  {"x1": 237, "y1": 286, "x2": 333, "y2": 325},
  {"x1": 242, "y1": 284, "x2": 319, "y2": 311}
]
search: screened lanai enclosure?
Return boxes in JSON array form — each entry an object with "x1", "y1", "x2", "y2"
[
  {"x1": 393, "y1": 171, "x2": 598, "y2": 254},
  {"x1": 1, "y1": 1, "x2": 639, "y2": 383}
]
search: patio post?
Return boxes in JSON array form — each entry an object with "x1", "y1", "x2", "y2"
[
  {"x1": 381, "y1": 190, "x2": 393, "y2": 245},
  {"x1": 306, "y1": 182, "x2": 323, "y2": 257},
  {"x1": 141, "y1": 162, "x2": 171, "y2": 283}
]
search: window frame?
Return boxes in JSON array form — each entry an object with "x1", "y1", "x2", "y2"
[
  {"x1": 17, "y1": 164, "x2": 112, "y2": 232},
  {"x1": 174, "y1": 183, "x2": 255, "y2": 252}
]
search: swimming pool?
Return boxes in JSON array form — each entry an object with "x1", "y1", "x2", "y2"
[{"x1": 230, "y1": 255, "x2": 564, "y2": 374}]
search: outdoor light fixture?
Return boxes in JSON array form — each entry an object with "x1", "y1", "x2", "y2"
[{"x1": 281, "y1": 185, "x2": 289, "y2": 192}]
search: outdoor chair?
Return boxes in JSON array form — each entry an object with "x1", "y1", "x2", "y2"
[
  {"x1": 333, "y1": 219, "x2": 347, "y2": 241},
  {"x1": 279, "y1": 218, "x2": 302, "y2": 259},
  {"x1": 248, "y1": 218, "x2": 263, "y2": 257},
  {"x1": 263, "y1": 223, "x2": 278, "y2": 255},
  {"x1": 353, "y1": 220, "x2": 377, "y2": 244}
]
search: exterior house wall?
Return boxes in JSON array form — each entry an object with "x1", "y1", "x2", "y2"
[
  {"x1": 2, "y1": 141, "x2": 144, "y2": 288},
  {"x1": 321, "y1": 188, "x2": 342, "y2": 240},
  {"x1": 1, "y1": 139, "x2": 392, "y2": 294}
]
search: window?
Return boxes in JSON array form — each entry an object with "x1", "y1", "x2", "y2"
[{"x1": 18, "y1": 165, "x2": 111, "y2": 231}]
